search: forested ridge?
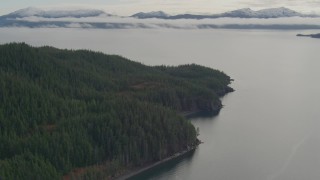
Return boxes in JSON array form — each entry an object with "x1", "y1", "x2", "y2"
[{"x1": 0, "y1": 43, "x2": 233, "y2": 179}]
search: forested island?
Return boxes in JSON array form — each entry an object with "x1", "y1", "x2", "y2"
[
  {"x1": 0, "y1": 43, "x2": 233, "y2": 179},
  {"x1": 297, "y1": 33, "x2": 320, "y2": 39}
]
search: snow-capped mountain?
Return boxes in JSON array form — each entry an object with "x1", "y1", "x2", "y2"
[
  {"x1": 133, "y1": 7, "x2": 315, "y2": 19},
  {"x1": 3, "y1": 7, "x2": 110, "y2": 19},
  {"x1": 251, "y1": 7, "x2": 301, "y2": 18},
  {"x1": 8, "y1": 7, "x2": 44, "y2": 17},
  {"x1": 220, "y1": 7, "x2": 302, "y2": 18},
  {"x1": 131, "y1": 11, "x2": 169, "y2": 19},
  {"x1": 221, "y1": 8, "x2": 257, "y2": 18}
]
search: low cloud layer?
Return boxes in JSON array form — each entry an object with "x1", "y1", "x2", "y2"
[{"x1": 2, "y1": 16, "x2": 320, "y2": 30}]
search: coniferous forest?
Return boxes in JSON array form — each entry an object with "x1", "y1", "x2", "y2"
[{"x1": 0, "y1": 43, "x2": 233, "y2": 179}]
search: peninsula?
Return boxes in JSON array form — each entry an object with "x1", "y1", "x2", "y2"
[
  {"x1": 297, "y1": 33, "x2": 320, "y2": 39},
  {"x1": 0, "y1": 43, "x2": 233, "y2": 179}
]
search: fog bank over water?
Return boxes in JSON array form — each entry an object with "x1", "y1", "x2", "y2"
[{"x1": 2, "y1": 16, "x2": 320, "y2": 29}]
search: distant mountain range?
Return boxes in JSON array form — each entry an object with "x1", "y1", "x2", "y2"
[
  {"x1": 1, "y1": 7, "x2": 318, "y2": 20},
  {"x1": 2, "y1": 7, "x2": 111, "y2": 19},
  {"x1": 132, "y1": 7, "x2": 318, "y2": 19},
  {"x1": 1, "y1": 7, "x2": 320, "y2": 30}
]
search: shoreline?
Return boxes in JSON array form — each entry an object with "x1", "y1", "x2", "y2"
[
  {"x1": 297, "y1": 33, "x2": 320, "y2": 39},
  {"x1": 115, "y1": 89, "x2": 233, "y2": 180},
  {"x1": 114, "y1": 146, "x2": 198, "y2": 180}
]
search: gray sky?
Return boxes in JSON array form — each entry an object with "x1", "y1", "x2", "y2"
[{"x1": 1, "y1": 0, "x2": 320, "y2": 16}]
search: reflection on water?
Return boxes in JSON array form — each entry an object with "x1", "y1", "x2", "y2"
[{"x1": 129, "y1": 149, "x2": 196, "y2": 180}]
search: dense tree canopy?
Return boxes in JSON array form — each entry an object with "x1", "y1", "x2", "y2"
[{"x1": 0, "y1": 43, "x2": 232, "y2": 179}]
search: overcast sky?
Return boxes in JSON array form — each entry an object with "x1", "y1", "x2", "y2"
[{"x1": 1, "y1": 0, "x2": 320, "y2": 16}]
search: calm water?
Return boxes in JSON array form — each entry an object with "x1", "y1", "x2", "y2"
[{"x1": 1, "y1": 28, "x2": 320, "y2": 180}]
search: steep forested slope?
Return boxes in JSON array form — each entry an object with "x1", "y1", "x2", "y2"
[{"x1": 0, "y1": 43, "x2": 232, "y2": 179}]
